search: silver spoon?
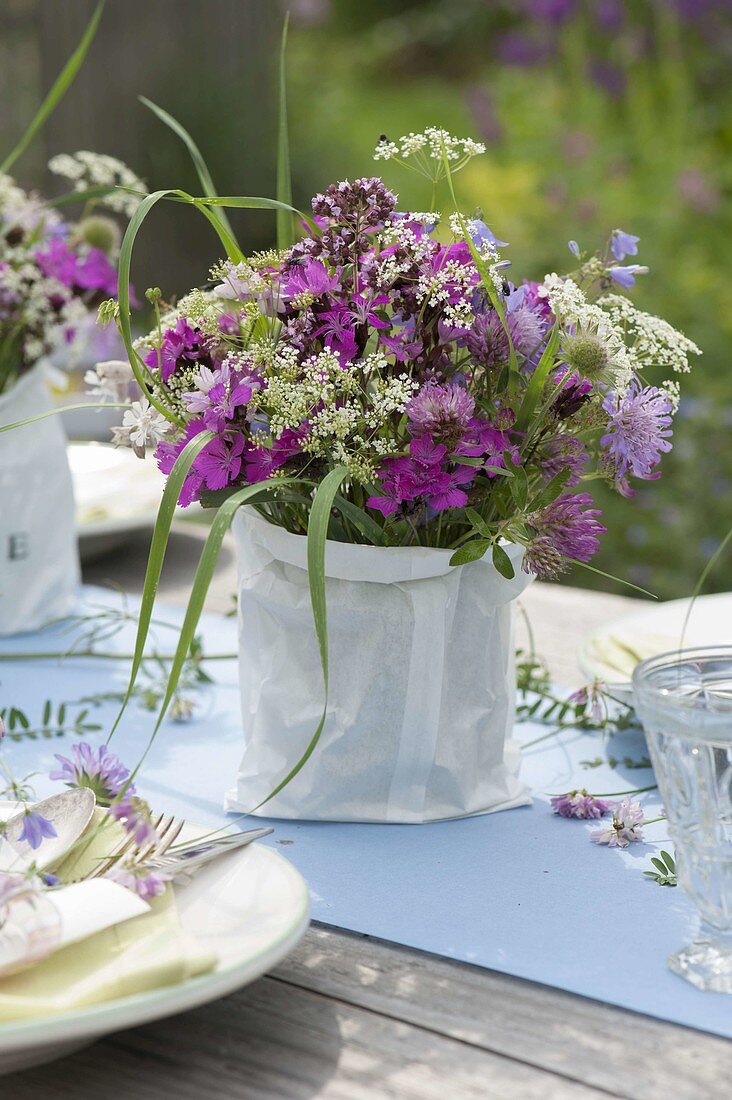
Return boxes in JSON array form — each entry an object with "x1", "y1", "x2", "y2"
[{"x1": 2, "y1": 788, "x2": 96, "y2": 872}]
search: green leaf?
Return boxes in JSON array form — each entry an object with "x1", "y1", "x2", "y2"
[
  {"x1": 106, "y1": 430, "x2": 214, "y2": 743},
  {"x1": 0, "y1": 2, "x2": 104, "y2": 175},
  {"x1": 139, "y1": 96, "x2": 241, "y2": 260},
  {"x1": 660, "y1": 850, "x2": 676, "y2": 871},
  {"x1": 332, "y1": 494, "x2": 387, "y2": 546},
  {"x1": 515, "y1": 324, "x2": 560, "y2": 433},
  {"x1": 252, "y1": 466, "x2": 350, "y2": 810},
  {"x1": 276, "y1": 14, "x2": 294, "y2": 250},
  {"x1": 449, "y1": 539, "x2": 490, "y2": 567},
  {"x1": 510, "y1": 468, "x2": 529, "y2": 512},
  {"x1": 465, "y1": 507, "x2": 491, "y2": 538},
  {"x1": 651, "y1": 856, "x2": 668, "y2": 874},
  {"x1": 492, "y1": 543, "x2": 516, "y2": 580}
]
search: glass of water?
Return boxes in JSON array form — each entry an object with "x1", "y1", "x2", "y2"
[{"x1": 633, "y1": 647, "x2": 732, "y2": 993}]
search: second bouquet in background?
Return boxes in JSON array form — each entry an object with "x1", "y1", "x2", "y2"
[{"x1": 99, "y1": 127, "x2": 700, "y2": 821}]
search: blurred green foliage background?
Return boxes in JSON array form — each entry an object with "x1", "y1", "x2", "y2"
[{"x1": 3, "y1": 0, "x2": 731, "y2": 598}]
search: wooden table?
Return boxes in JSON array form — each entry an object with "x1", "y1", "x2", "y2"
[{"x1": 8, "y1": 528, "x2": 732, "y2": 1099}]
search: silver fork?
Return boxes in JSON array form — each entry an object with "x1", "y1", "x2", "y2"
[
  {"x1": 146, "y1": 827, "x2": 273, "y2": 882},
  {"x1": 85, "y1": 813, "x2": 185, "y2": 880}
]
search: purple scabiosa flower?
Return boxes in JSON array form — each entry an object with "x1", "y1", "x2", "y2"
[
  {"x1": 108, "y1": 796, "x2": 158, "y2": 846},
  {"x1": 507, "y1": 301, "x2": 548, "y2": 358},
  {"x1": 50, "y1": 742, "x2": 131, "y2": 806},
  {"x1": 524, "y1": 492, "x2": 605, "y2": 579},
  {"x1": 591, "y1": 797, "x2": 645, "y2": 847},
  {"x1": 407, "y1": 383, "x2": 475, "y2": 444},
  {"x1": 196, "y1": 433, "x2": 246, "y2": 491},
  {"x1": 610, "y1": 229, "x2": 640, "y2": 262},
  {"x1": 18, "y1": 811, "x2": 57, "y2": 851},
  {"x1": 601, "y1": 382, "x2": 673, "y2": 481},
  {"x1": 107, "y1": 864, "x2": 169, "y2": 901},
  {"x1": 608, "y1": 264, "x2": 648, "y2": 288},
  {"x1": 550, "y1": 789, "x2": 614, "y2": 819}
]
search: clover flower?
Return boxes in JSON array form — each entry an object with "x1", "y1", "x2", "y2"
[
  {"x1": 591, "y1": 797, "x2": 645, "y2": 847},
  {"x1": 524, "y1": 493, "x2": 605, "y2": 578},
  {"x1": 550, "y1": 789, "x2": 614, "y2": 819}
]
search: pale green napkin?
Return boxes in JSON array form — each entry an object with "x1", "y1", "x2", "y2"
[{"x1": 0, "y1": 809, "x2": 216, "y2": 1021}]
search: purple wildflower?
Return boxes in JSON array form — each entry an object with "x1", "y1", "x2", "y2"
[
  {"x1": 466, "y1": 310, "x2": 510, "y2": 369},
  {"x1": 524, "y1": 492, "x2": 605, "y2": 578},
  {"x1": 144, "y1": 318, "x2": 211, "y2": 383},
  {"x1": 18, "y1": 811, "x2": 57, "y2": 851},
  {"x1": 196, "y1": 433, "x2": 246, "y2": 491},
  {"x1": 108, "y1": 796, "x2": 158, "y2": 846},
  {"x1": 610, "y1": 229, "x2": 640, "y2": 262},
  {"x1": 468, "y1": 219, "x2": 508, "y2": 250},
  {"x1": 601, "y1": 382, "x2": 673, "y2": 481},
  {"x1": 283, "y1": 258, "x2": 339, "y2": 300},
  {"x1": 551, "y1": 368, "x2": 593, "y2": 419},
  {"x1": 591, "y1": 797, "x2": 645, "y2": 847},
  {"x1": 550, "y1": 789, "x2": 614, "y2": 819},
  {"x1": 312, "y1": 303, "x2": 359, "y2": 361},
  {"x1": 608, "y1": 264, "x2": 648, "y2": 288},
  {"x1": 539, "y1": 435, "x2": 589, "y2": 486},
  {"x1": 407, "y1": 383, "x2": 475, "y2": 443},
  {"x1": 244, "y1": 427, "x2": 306, "y2": 484},
  {"x1": 107, "y1": 864, "x2": 169, "y2": 901},
  {"x1": 182, "y1": 361, "x2": 256, "y2": 430},
  {"x1": 50, "y1": 742, "x2": 131, "y2": 805}
]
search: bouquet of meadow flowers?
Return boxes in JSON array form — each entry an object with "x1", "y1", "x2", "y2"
[
  {"x1": 0, "y1": 153, "x2": 145, "y2": 394},
  {"x1": 95, "y1": 124, "x2": 701, "y2": 822},
  {"x1": 101, "y1": 128, "x2": 699, "y2": 583}
]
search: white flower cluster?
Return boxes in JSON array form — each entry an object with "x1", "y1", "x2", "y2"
[
  {"x1": 544, "y1": 274, "x2": 635, "y2": 388},
  {"x1": 416, "y1": 259, "x2": 476, "y2": 327},
  {"x1": 374, "y1": 128, "x2": 486, "y2": 163},
  {"x1": 84, "y1": 358, "x2": 134, "y2": 402},
  {"x1": 111, "y1": 397, "x2": 170, "y2": 457},
  {"x1": 48, "y1": 152, "x2": 147, "y2": 217},
  {"x1": 600, "y1": 294, "x2": 701, "y2": 374},
  {"x1": 0, "y1": 260, "x2": 87, "y2": 362},
  {"x1": 379, "y1": 217, "x2": 436, "y2": 263},
  {"x1": 0, "y1": 173, "x2": 61, "y2": 238}
]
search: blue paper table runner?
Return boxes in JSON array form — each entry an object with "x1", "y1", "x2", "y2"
[{"x1": 1, "y1": 587, "x2": 729, "y2": 1038}]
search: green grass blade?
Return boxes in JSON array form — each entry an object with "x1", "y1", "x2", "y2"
[
  {"x1": 47, "y1": 184, "x2": 120, "y2": 208},
  {"x1": 0, "y1": 401, "x2": 129, "y2": 434},
  {"x1": 250, "y1": 466, "x2": 349, "y2": 810},
  {"x1": 106, "y1": 430, "x2": 214, "y2": 742},
  {"x1": 276, "y1": 14, "x2": 294, "y2": 250},
  {"x1": 0, "y1": 2, "x2": 104, "y2": 175},
  {"x1": 571, "y1": 559, "x2": 658, "y2": 599},
  {"x1": 127, "y1": 478, "x2": 301, "y2": 777},
  {"x1": 139, "y1": 96, "x2": 240, "y2": 257},
  {"x1": 332, "y1": 493, "x2": 387, "y2": 545}
]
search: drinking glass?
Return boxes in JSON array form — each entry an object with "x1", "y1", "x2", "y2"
[{"x1": 633, "y1": 647, "x2": 732, "y2": 993}]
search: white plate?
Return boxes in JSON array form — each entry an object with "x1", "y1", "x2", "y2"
[
  {"x1": 0, "y1": 807, "x2": 310, "y2": 1075},
  {"x1": 578, "y1": 591, "x2": 732, "y2": 702},
  {"x1": 69, "y1": 443, "x2": 169, "y2": 561}
]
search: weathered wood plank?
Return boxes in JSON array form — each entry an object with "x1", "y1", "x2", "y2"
[
  {"x1": 269, "y1": 926, "x2": 732, "y2": 1100},
  {"x1": 5, "y1": 972, "x2": 613, "y2": 1100}
]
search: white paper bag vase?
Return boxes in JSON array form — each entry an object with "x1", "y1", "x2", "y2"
[
  {"x1": 0, "y1": 366, "x2": 80, "y2": 635},
  {"x1": 227, "y1": 507, "x2": 532, "y2": 823}
]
